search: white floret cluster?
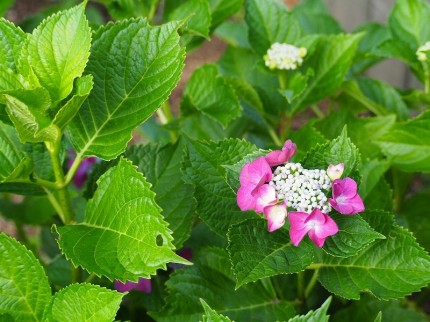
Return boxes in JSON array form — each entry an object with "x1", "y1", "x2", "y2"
[
  {"x1": 417, "y1": 41, "x2": 430, "y2": 62},
  {"x1": 264, "y1": 43, "x2": 307, "y2": 70},
  {"x1": 269, "y1": 162, "x2": 332, "y2": 213}
]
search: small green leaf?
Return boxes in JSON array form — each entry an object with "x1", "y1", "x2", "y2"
[
  {"x1": 180, "y1": 64, "x2": 242, "y2": 127},
  {"x1": 42, "y1": 284, "x2": 124, "y2": 322},
  {"x1": 0, "y1": 121, "x2": 32, "y2": 183},
  {"x1": 126, "y1": 140, "x2": 196, "y2": 249},
  {"x1": 245, "y1": 0, "x2": 301, "y2": 56},
  {"x1": 224, "y1": 77, "x2": 264, "y2": 114},
  {"x1": 316, "y1": 221, "x2": 430, "y2": 300},
  {"x1": 376, "y1": 110, "x2": 430, "y2": 172},
  {"x1": 52, "y1": 75, "x2": 93, "y2": 130},
  {"x1": 279, "y1": 71, "x2": 310, "y2": 104},
  {"x1": 0, "y1": 18, "x2": 25, "y2": 71},
  {"x1": 302, "y1": 127, "x2": 360, "y2": 180},
  {"x1": 0, "y1": 66, "x2": 26, "y2": 94},
  {"x1": 56, "y1": 157, "x2": 189, "y2": 282},
  {"x1": 388, "y1": 0, "x2": 430, "y2": 49},
  {"x1": 200, "y1": 299, "x2": 232, "y2": 322},
  {"x1": 150, "y1": 247, "x2": 295, "y2": 321},
  {"x1": 165, "y1": 0, "x2": 211, "y2": 38},
  {"x1": 22, "y1": 3, "x2": 91, "y2": 103},
  {"x1": 68, "y1": 19, "x2": 184, "y2": 160},
  {"x1": 183, "y1": 138, "x2": 257, "y2": 236},
  {"x1": 227, "y1": 218, "x2": 314, "y2": 288},
  {"x1": 288, "y1": 296, "x2": 332, "y2": 322},
  {"x1": 322, "y1": 214, "x2": 385, "y2": 258},
  {"x1": 291, "y1": 33, "x2": 363, "y2": 115},
  {"x1": 289, "y1": 123, "x2": 328, "y2": 161},
  {"x1": 359, "y1": 159, "x2": 390, "y2": 199},
  {"x1": 209, "y1": 0, "x2": 243, "y2": 32},
  {"x1": 0, "y1": 233, "x2": 51, "y2": 321}
]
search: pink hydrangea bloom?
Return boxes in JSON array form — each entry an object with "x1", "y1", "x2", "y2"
[
  {"x1": 265, "y1": 140, "x2": 297, "y2": 167},
  {"x1": 237, "y1": 157, "x2": 275, "y2": 212},
  {"x1": 114, "y1": 278, "x2": 152, "y2": 293},
  {"x1": 288, "y1": 208, "x2": 339, "y2": 247},
  {"x1": 67, "y1": 156, "x2": 97, "y2": 188},
  {"x1": 264, "y1": 203, "x2": 288, "y2": 232},
  {"x1": 327, "y1": 163, "x2": 344, "y2": 181},
  {"x1": 329, "y1": 178, "x2": 365, "y2": 215}
]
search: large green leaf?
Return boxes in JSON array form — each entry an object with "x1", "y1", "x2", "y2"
[
  {"x1": 200, "y1": 299, "x2": 232, "y2": 322},
  {"x1": 150, "y1": 247, "x2": 295, "y2": 321},
  {"x1": 22, "y1": 3, "x2": 91, "y2": 103},
  {"x1": 227, "y1": 218, "x2": 314, "y2": 288},
  {"x1": 302, "y1": 127, "x2": 360, "y2": 180},
  {"x1": 0, "y1": 18, "x2": 25, "y2": 72},
  {"x1": 245, "y1": 0, "x2": 301, "y2": 56},
  {"x1": 180, "y1": 64, "x2": 241, "y2": 127},
  {"x1": 42, "y1": 284, "x2": 124, "y2": 322},
  {"x1": 0, "y1": 233, "x2": 51, "y2": 321},
  {"x1": 289, "y1": 296, "x2": 331, "y2": 322},
  {"x1": 209, "y1": 0, "x2": 243, "y2": 32},
  {"x1": 315, "y1": 215, "x2": 430, "y2": 299},
  {"x1": 291, "y1": 33, "x2": 363, "y2": 114},
  {"x1": 126, "y1": 140, "x2": 196, "y2": 249},
  {"x1": 56, "y1": 157, "x2": 189, "y2": 282},
  {"x1": 68, "y1": 18, "x2": 184, "y2": 160},
  {"x1": 182, "y1": 138, "x2": 258, "y2": 236},
  {"x1": 388, "y1": 0, "x2": 430, "y2": 49},
  {"x1": 0, "y1": 121, "x2": 32, "y2": 183},
  {"x1": 376, "y1": 110, "x2": 430, "y2": 173}
]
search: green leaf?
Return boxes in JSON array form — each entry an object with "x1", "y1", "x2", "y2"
[
  {"x1": 227, "y1": 218, "x2": 315, "y2": 288},
  {"x1": 164, "y1": 0, "x2": 211, "y2": 38},
  {"x1": 68, "y1": 19, "x2": 184, "y2": 160},
  {"x1": 302, "y1": 127, "x2": 360, "y2": 180},
  {"x1": 291, "y1": 33, "x2": 363, "y2": 115},
  {"x1": 209, "y1": 0, "x2": 243, "y2": 32},
  {"x1": 224, "y1": 77, "x2": 264, "y2": 114},
  {"x1": 343, "y1": 78, "x2": 409, "y2": 120},
  {"x1": 22, "y1": 3, "x2": 91, "y2": 103},
  {"x1": 0, "y1": 195, "x2": 55, "y2": 225},
  {"x1": 279, "y1": 71, "x2": 310, "y2": 104},
  {"x1": 388, "y1": 0, "x2": 430, "y2": 49},
  {"x1": 125, "y1": 140, "x2": 196, "y2": 249},
  {"x1": 363, "y1": 178, "x2": 393, "y2": 211},
  {"x1": 289, "y1": 122, "x2": 327, "y2": 161},
  {"x1": 0, "y1": 0, "x2": 14, "y2": 17},
  {"x1": 200, "y1": 299, "x2": 232, "y2": 322},
  {"x1": 53, "y1": 75, "x2": 93, "y2": 130},
  {"x1": 56, "y1": 157, "x2": 189, "y2": 282},
  {"x1": 182, "y1": 138, "x2": 258, "y2": 236},
  {"x1": 316, "y1": 221, "x2": 430, "y2": 300},
  {"x1": 402, "y1": 192, "x2": 430, "y2": 252},
  {"x1": 245, "y1": 0, "x2": 301, "y2": 56},
  {"x1": 0, "y1": 18, "x2": 25, "y2": 71},
  {"x1": 0, "y1": 121, "x2": 32, "y2": 183},
  {"x1": 288, "y1": 296, "x2": 332, "y2": 322},
  {"x1": 322, "y1": 214, "x2": 385, "y2": 258},
  {"x1": 332, "y1": 296, "x2": 428, "y2": 322},
  {"x1": 0, "y1": 66, "x2": 26, "y2": 94},
  {"x1": 4, "y1": 89, "x2": 60, "y2": 143},
  {"x1": 376, "y1": 110, "x2": 430, "y2": 173},
  {"x1": 358, "y1": 159, "x2": 390, "y2": 199},
  {"x1": 150, "y1": 247, "x2": 295, "y2": 321},
  {"x1": 0, "y1": 233, "x2": 51, "y2": 321},
  {"x1": 42, "y1": 284, "x2": 124, "y2": 322},
  {"x1": 180, "y1": 64, "x2": 241, "y2": 127}
]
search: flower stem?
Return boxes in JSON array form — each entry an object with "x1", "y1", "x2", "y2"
[
  {"x1": 65, "y1": 154, "x2": 83, "y2": 187},
  {"x1": 268, "y1": 127, "x2": 283, "y2": 146},
  {"x1": 45, "y1": 139, "x2": 74, "y2": 224},
  {"x1": 421, "y1": 61, "x2": 430, "y2": 94},
  {"x1": 278, "y1": 71, "x2": 288, "y2": 90},
  {"x1": 261, "y1": 277, "x2": 278, "y2": 299},
  {"x1": 310, "y1": 104, "x2": 324, "y2": 119},
  {"x1": 304, "y1": 269, "x2": 319, "y2": 298},
  {"x1": 297, "y1": 271, "x2": 305, "y2": 300}
]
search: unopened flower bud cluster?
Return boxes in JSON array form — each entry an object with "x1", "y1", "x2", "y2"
[
  {"x1": 269, "y1": 162, "x2": 332, "y2": 213},
  {"x1": 417, "y1": 41, "x2": 430, "y2": 62},
  {"x1": 264, "y1": 43, "x2": 307, "y2": 70}
]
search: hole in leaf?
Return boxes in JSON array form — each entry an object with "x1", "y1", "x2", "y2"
[{"x1": 156, "y1": 234, "x2": 164, "y2": 246}]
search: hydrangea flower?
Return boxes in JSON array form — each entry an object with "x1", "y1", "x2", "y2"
[
  {"x1": 288, "y1": 208, "x2": 339, "y2": 248},
  {"x1": 236, "y1": 139, "x2": 365, "y2": 248},
  {"x1": 264, "y1": 43, "x2": 307, "y2": 70},
  {"x1": 329, "y1": 178, "x2": 365, "y2": 215},
  {"x1": 67, "y1": 153, "x2": 97, "y2": 188},
  {"x1": 114, "y1": 278, "x2": 152, "y2": 293},
  {"x1": 417, "y1": 41, "x2": 430, "y2": 62}
]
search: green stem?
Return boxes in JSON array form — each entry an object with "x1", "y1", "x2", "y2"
[
  {"x1": 278, "y1": 71, "x2": 288, "y2": 90},
  {"x1": 72, "y1": 266, "x2": 82, "y2": 283},
  {"x1": 268, "y1": 127, "x2": 282, "y2": 146},
  {"x1": 84, "y1": 273, "x2": 96, "y2": 284},
  {"x1": 310, "y1": 104, "x2": 324, "y2": 119},
  {"x1": 156, "y1": 102, "x2": 178, "y2": 141},
  {"x1": 64, "y1": 154, "x2": 83, "y2": 187},
  {"x1": 304, "y1": 269, "x2": 319, "y2": 299},
  {"x1": 422, "y1": 61, "x2": 430, "y2": 94},
  {"x1": 45, "y1": 140, "x2": 74, "y2": 224},
  {"x1": 297, "y1": 271, "x2": 305, "y2": 300},
  {"x1": 261, "y1": 278, "x2": 278, "y2": 299},
  {"x1": 392, "y1": 168, "x2": 403, "y2": 213}
]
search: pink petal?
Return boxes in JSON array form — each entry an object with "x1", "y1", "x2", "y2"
[
  {"x1": 327, "y1": 163, "x2": 344, "y2": 181},
  {"x1": 253, "y1": 184, "x2": 277, "y2": 213},
  {"x1": 332, "y1": 178, "x2": 358, "y2": 199},
  {"x1": 329, "y1": 198, "x2": 354, "y2": 214},
  {"x1": 265, "y1": 140, "x2": 297, "y2": 167},
  {"x1": 237, "y1": 185, "x2": 256, "y2": 211},
  {"x1": 288, "y1": 211, "x2": 310, "y2": 246},
  {"x1": 307, "y1": 230, "x2": 327, "y2": 248},
  {"x1": 345, "y1": 194, "x2": 365, "y2": 214},
  {"x1": 239, "y1": 157, "x2": 272, "y2": 187},
  {"x1": 264, "y1": 203, "x2": 287, "y2": 232},
  {"x1": 313, "y1": 212, "x2": 339, "y2": 238}
]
